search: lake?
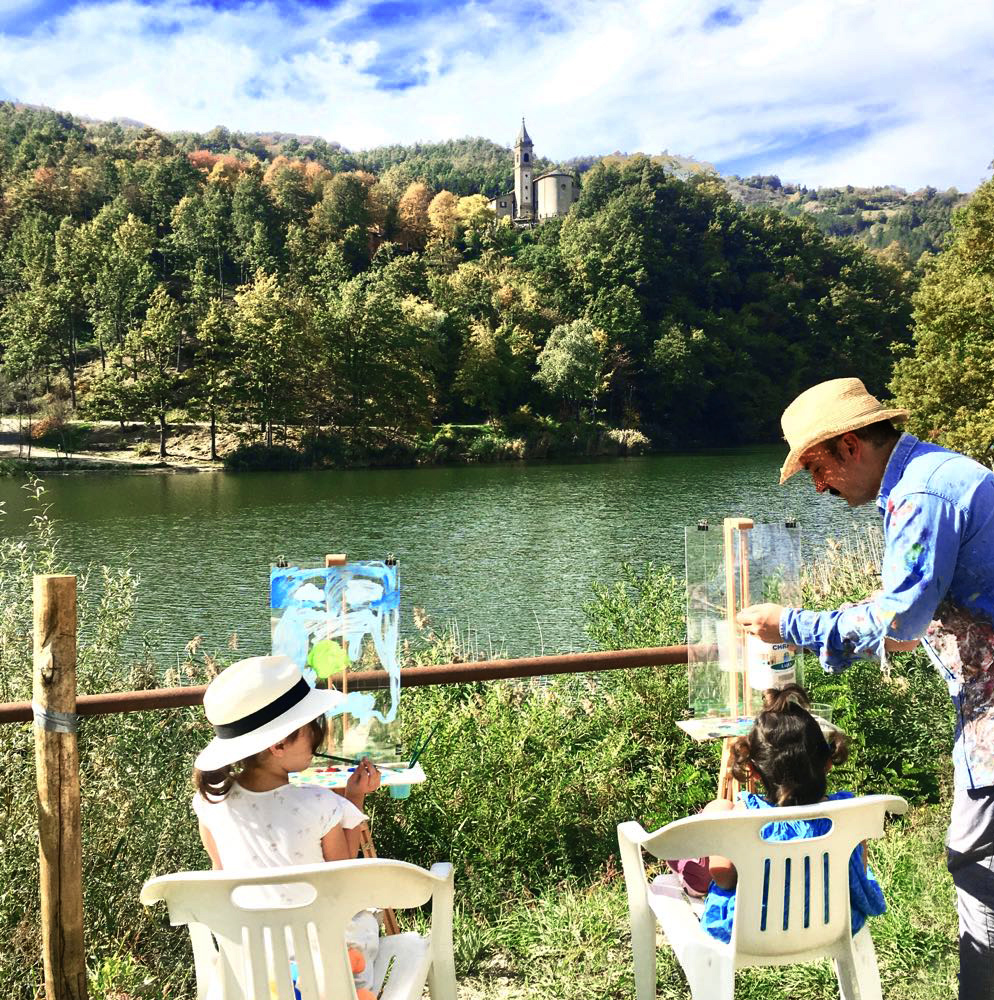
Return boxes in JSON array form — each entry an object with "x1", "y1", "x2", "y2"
[{"x1": 0, "y1": 450, "x2": 875, "y2": 666}]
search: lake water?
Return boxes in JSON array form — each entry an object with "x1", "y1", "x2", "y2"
[{"x1": 0, "y1": 450, "x2": 874, "y2": 665}]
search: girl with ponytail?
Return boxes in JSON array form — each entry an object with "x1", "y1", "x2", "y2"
[{"x1": 684, "y1": 685, "x2": 886, "y2": 944}]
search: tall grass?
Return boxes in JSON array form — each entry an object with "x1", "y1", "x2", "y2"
[
  {"x1": 0, "y1": 481, "x2": 215, "y2": 998},
  {"x1": 0, "y1": 495, "x2": 958, "y2": 999}
]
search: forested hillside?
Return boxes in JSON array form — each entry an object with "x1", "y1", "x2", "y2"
[
  {"x1": 0, "y1": 104, "x2": 916, "y2": 463},
  {"x1": 724, "y1": 174, "x2": 965, "y2": 263}
]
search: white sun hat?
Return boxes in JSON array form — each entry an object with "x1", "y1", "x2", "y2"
[
  {"x1": 195, "y1": 655, "x2": 343, "y2": 772},
  {"x1": 779, "y1": 377, "x2": 909, "y2": 485}
]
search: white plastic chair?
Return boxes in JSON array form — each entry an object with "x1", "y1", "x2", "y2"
[
  {"x1": 141, "y1": 858, "x2": 457, "y2": 1000},
  {"x1": 618, "y1": 794, "x2": 908, "y2": 1000}
]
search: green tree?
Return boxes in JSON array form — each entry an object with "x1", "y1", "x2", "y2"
[
  {"x1": 51, "y1": 218, "x2": 89, "y2": 406},
  {"x1": 230, "y1": 272, "x2": 315, "y2": 445},
  {"x1": 310, "y1": 256, "x2": 441, "y2": 440},
  {"x1": 115, "y1": 284, "x2": 187, "y2": 457},
  {"x1": 312, "y1": 172, "x2": 370, "y2": 243},
  {"x1": 188, "y1": 297, "x2": 235, "y2": 461},
  {"x1": 82, "y1": 211, "x2": 156, "y2": 366},
  {"x1": 169, "y1": 186, "x2": 231, "y2": 295},
  {"x1": 231, "y1": 170, "x2": 281, "y2": 279},
  {"x1": 454, "y1": 320, "x2": 533, "y2": 420},
  {"x1": 891, "y1": 177, "x2": 994, "y2": 465},
  {"x1": 534, "y1": 318, "x2": 607, "y2": 417}
]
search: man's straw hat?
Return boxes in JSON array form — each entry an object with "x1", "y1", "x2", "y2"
[
  {"x1": 779, "y1": 378, "x2": 909, "y2": 485},
  {"x1": 195, "y1": 655, "x2": 342, "y2": 772}
]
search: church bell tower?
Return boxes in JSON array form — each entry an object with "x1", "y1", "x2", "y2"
[{"x1": 514, "y1": 118, "x2": 535, "y2": 221}]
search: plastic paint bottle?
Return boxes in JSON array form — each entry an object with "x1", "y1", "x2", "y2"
[{"x1": 746, "y1": 635, "x2": 796, "y2": 691}]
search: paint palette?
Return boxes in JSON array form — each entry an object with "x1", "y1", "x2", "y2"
[
  {"x1": 291, "y1": 762, "x2": 426, "y2": 790},
  {"x1": 677, "y1": 711, "x2": 836, "y2": 743},
  {"x1": 677, "y1": 717, "x2": 755, "y2": 742}
]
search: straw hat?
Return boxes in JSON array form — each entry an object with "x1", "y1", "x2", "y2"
[
  {"x1": 195, "y1": 655, "x2": 342, "y2": 772},
  {"x1": 779, "y1": 378, "x2": 909, "y2": 484}
]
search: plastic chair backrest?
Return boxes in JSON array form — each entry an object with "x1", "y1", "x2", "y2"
[
  {"x1": 638, "y1": 795, "x2": 905, "y2": 958},
  {"x1": 141, "y1": 859, "x2": 443, "y2": 1000}
]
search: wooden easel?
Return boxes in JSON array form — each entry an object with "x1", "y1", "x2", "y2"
[
  {"x1": 717, "y1": 518, "x2": 757, "y2": 802},
  {"x1": 323, "y1": 553, "x2": 401, "y2": 936}
]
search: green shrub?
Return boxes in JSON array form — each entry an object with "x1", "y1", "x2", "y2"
[
  {"x1": 223, "y1": 442, "x2": 305, "y2": 471},
  {"x1": 584, "y1": 561, "x2": 685, "y2": 650},
  {"x1": 368, "y1": 665, "x2": 716, "y2": 917},
  {"x1": 299, "y1": 428, "x2": 347, "y2": 467},
  {"x1": 422, "y1": 424, "x2": 461, "y2": 462},
  {"x1": 465, "y1": 432, "x2": 523, "y2": 462},
  {"x1": 602, "y1": 427, "x2": 651, "y2": 456},
  {"x1": 499, "y1": 405, "x2": 542, "y2": 437}
]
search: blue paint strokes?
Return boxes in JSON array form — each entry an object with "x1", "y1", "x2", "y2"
[{"x1": 270, "y1": 561, "x2": 401, "y2": 729}]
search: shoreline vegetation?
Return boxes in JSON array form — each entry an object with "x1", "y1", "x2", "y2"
[
  {"x1": 0, "y1": 491, "x2": 960, "y2": 999},
  {"x1": 0, "y1": 415, "x2": 654, "y2": 475}
]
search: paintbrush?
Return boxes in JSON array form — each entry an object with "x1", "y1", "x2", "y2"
[
  {"x1": 407, "y1": 719, "x2": 442, "y2": 770},
  {"x1": 312, "y1": 752, "x2": 403, "y2": 776}
]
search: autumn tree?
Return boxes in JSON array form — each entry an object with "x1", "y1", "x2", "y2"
[
  {"x1": 427, "y1": 190, "x2": 459, "y2": 241},
  {"x1": 397, "y1": 181, "x2": 433, "y2": 250}
]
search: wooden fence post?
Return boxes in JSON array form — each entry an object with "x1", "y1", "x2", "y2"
[{"x1": 33, "y1": 574, "x2": 87, "y2": 1000}]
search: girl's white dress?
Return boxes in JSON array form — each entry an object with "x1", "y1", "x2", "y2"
[{"x1": 192, "y1": 784, "x2": 379, "y2": 991}]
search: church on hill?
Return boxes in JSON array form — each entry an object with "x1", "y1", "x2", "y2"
[{"x1": 489, "y1": 119, "x2": 580, "y2": 224}]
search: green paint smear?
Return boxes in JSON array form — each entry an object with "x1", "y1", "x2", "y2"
[{"x1": 308, "y1": 638, "x2": 350, "y2": 679}]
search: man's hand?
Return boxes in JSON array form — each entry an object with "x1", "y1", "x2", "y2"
[{"x1": 736, "y1": 603, "x2": 785, "y2": 644}]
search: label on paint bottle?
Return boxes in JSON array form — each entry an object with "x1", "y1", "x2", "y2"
[{"x1": 746, "y1": 636, "x2": 795, "y2": 691}]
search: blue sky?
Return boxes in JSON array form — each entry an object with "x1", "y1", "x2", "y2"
[{"x1": 0, "y1": 0, "x2": 992, "y2": 189}]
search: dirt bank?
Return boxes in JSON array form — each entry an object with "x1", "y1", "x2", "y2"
[{"x1": 0, "y1": 418, "x2": 232, "y2": 473}]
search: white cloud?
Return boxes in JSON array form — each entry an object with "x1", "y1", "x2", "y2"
[{"x1": 0, "y1": 0, "x2": 991, "y2": 189}]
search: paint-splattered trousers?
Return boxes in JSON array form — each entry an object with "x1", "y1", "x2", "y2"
[{"x1": 947, "y1": 786, "x2": 994, "y2": 999}]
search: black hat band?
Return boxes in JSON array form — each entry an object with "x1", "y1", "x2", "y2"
[{"x1": 213, "y1": 677, "x2": 312, "y2": 740}]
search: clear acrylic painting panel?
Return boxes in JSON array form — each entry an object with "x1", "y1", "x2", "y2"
[
  {"x1": 270, "y1": 560, "x2": 404, "y2": 762},
  {"x1": 685, "y1": 521, "x2": 803, "y2": 720}
]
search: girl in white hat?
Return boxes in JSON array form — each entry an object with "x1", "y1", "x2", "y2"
[{"x1": 192, "y1": 654, "x2": 383, "y2": 996}]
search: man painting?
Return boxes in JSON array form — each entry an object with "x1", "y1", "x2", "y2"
[{"x1": 738, "y1": 377, "x2": 994, "y2": 999}]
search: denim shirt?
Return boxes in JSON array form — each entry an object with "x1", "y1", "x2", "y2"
[{"x1": 780, "y1": 433, "x2": 994, "y2": 790}]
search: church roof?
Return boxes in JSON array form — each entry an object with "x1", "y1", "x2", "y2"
[{"x1": 515, "y1": 118, "x2": 532, "y2": 145}]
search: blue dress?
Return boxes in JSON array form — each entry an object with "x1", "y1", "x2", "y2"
[{"x1": 700, "y1": 791, "x2": 886, "y2": 944}]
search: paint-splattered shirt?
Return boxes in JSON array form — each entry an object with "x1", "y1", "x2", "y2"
[{"x1": 780, "y1": 433, "x2": 994, "y2": 790}]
